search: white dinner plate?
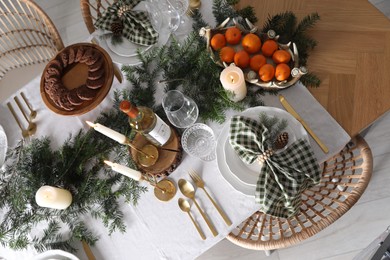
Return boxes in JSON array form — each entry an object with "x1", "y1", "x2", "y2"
[
  {"x1": 94, "y1": 2, "x2": 171, "y2": 66},
  {"x1": 216, "y1": 106, "x2": 308, "y2": 196},
  {"x1": 106, "y1": 37, "x2": 153, "y2": 57},
  {"x1": 224, "y1": 107, "x2": 308, "y2": 186},
  {"x1": 0, "y1": 124, "x2": 7, "y2": 168},
  {"x1": 31, "y1": 249, "x2": 79, "y2": 260}
]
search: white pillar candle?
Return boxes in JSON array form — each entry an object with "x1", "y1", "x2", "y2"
[
  {"x1": 35, "y1": 186, "x2": 72, "y2": 210},
  {"x1": 86, "y1": 121, "x2": 127, "y2": 144},
  {"x1": 220, "y1": 64, "x2": 247, "y2": 102},
  {"x1": 104, "y1": 160, "x2": 142, "y2": 181}
]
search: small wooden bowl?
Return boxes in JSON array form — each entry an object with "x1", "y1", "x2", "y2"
[
  {"x1": 40, "y1": 43, "x2": 114, "y2": 116},
  {"x1": 130, "y1": 128, "x2": 182, "y2": 178}
]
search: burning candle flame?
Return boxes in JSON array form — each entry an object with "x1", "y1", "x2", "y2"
[{"x1": 230, "y1": 75, "x2": 235, "y2": 84}]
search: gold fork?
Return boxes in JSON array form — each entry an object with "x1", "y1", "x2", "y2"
[{"x1": 189, "y1": 169, "x2": 232, "y2": 226}]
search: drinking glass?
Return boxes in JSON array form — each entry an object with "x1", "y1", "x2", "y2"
[
  {"x1": 168, "y1": 0, "x2": 191, "y2": 35},
  {"x1": 181, "y1": 123, "x2": 216, "y2": 161},
  {"x1": 145, "y1": 0, "x2": 181, "y2": 33},
  {"x1": 162, "y1": 90, "x2": 198, "y2": 128}
]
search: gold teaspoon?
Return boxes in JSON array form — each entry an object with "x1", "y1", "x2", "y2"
[
  {"x1": 7, "y1": 102, "x2": 30, "y2": 138},
  {"x1": 178, "y1": 198, "x2": 206, "y2": 240},
  {"x1": 20, "y1": 92, "x2": 37, "y2": 119},
  {"x1": 178, "y1": 179, "x2": 218, "y2": 237},
  {"x1": 14, "y1": 96, "x2": 37, "y2": 135}
]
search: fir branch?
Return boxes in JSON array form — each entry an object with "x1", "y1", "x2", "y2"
[
  {"x1": 300, "y1": 72, "x2": 321, "y2": 88},
  {"x1": 259, "y1": 112, "x2": 288, "y2": 147}
]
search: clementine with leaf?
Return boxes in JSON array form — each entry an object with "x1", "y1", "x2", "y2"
[
  {"x1": 261, "y1": 40, "x2": 278, "y2": 57},
  {"x1": 220, "y1": 46, "x2": 236, "y2": 63},
  {"x1": 211, "y1": 33, "x2": 226, "y2": 51},
  {"x1": 259, "y1": 64, "x2": 275, "y2": 82},
  {"x1": 241, "y1": 33, "x2": 261, "y2": 54},
  {"x1": 249, "y1": 54, "x2": 266, "y2": 72},
  {"x1": 275, "y1": 63, "x2": 291, "y2": 81},
  {"x1": 272, "y1": 49, "x2": 291, "y2": 64},
  {"x1": 234, "y1": 50, "x2": 250, "y2": 69},
  {"x1": 225, "y1": 27, "x2": 242, "y2": 45}
]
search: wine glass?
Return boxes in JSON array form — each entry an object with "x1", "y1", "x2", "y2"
[
  {"x1": 145, "y1": 0, "x2": 181, "y2": 33},
  {"x1": 168, "y1": 0, "x2": 192, "y2": 35},
  {"x1": 162, "y1": 90, "x2": 198, "y2": 128}
]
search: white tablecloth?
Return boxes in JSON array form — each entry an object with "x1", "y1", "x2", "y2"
[
  {"x1": 0, "y1": 1, "x2": 350, "y2": 258},
  {"x1": 0, "y1": 72, "x2": 350, "y2": 260}
]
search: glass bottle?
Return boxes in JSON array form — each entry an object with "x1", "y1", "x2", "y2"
[{"x1": 120, "y1": 100, "x2": 172, "y2": 146}]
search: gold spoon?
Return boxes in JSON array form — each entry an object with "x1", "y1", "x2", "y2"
[
  {"x1": 178, "y1": 179, "x2": 218, "y2": 237},
  {"x1": 20, "y1": 92, "x2": 37, "y2": 119},
  {"x1": 178, "y1": 198, "x2": 206, "y2": 240},
  {"x1": 14, "y1": 96, "x2": 37, "y2": 135},
  {"x1": 7, "y1": 102, "x2": 30, "y2": 138}
]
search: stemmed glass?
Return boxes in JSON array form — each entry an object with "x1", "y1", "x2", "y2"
[
  {"x1": 168, "y1": 0, "x2": 191, "y2": 35},
  {"x1": 145, "y1": 0, "x2": 180, "y2": 33}
]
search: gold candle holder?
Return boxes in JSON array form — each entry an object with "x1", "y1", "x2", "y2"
[{"x1": 141, "y1": 174, "x2": 176, "y2": 202}]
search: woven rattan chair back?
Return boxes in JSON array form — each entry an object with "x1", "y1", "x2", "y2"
[
  {"x1": 0, "y1": 0, "x2": 64, "y2": 80},
  {"x1": 227, "y1": 135, "x2": 373, "y2": 251},
  {"x1": 80, "y1": 0, "x2": 116, "y2": 34}
]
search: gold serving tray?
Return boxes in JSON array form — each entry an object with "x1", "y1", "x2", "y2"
[{"x1": 200, "y1": 17, "x2": 308, "y2": 90}]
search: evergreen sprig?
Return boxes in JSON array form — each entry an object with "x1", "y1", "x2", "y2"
[
  {"x1": 259, "y1": 112, "x2": 288, "y2": 148},
  {"x1": 0, "y1": 122, "x2": 146, "y2": 252},
  {"x1": 261, "y1": 11, "x2": 321, "y2": 87}
]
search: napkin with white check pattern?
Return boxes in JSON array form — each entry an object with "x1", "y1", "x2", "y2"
[
  {"x1": 229, "y1": 115, "x2": 321, "y2": 218},
  {"x1": 94, "y1": 0, "x2": 158, "y2": 46}
]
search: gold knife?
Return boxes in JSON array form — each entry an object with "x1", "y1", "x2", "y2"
[
  {"x1": 90, "y1": 38, "x2": 123, "y2": 83},
  {"x1": 279, "y1": 95, "x2": 329, "y2": 153}
]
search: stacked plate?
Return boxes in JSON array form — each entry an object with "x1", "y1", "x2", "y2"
[
  {"x1": 0, "y1": 125, "x2": 7, "y2": 169},
  {"x1": 216, "y1": 106, "x2": 309, "y2": 196},
  {"x1": 95, "y1": 1, "x2": 171, "y2": 65}
]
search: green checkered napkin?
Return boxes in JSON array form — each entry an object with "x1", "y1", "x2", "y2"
[
  {"x1": 229, "y1": 115, "x2": 321, "y2": 218},
  {"x1": 94, "y1": 0, "x2": 158, "y2": 46}
]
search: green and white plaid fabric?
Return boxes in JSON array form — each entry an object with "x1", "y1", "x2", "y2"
[
  {"x1": 94, "y1": 0, "x2": 158, "y2": 46},
  {"x1": 229, "y1": 115, "x2": 321, "y2": 218}
]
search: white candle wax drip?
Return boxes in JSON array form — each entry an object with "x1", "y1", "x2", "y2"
[
  {"x1": 220, "y1": 64, "x2": 247, "y2": 102},
  {"x1": 86, "y1": 121, "x2": 127, "y2": 144},
  {"x1": 104, "y1": 160, "x2": 142, "y2": 181},
  {"x1": 35, "y1": 186, "x2": 72, "y2": 210}
]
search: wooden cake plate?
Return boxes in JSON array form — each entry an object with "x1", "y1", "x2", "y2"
[{"x1": 130, "y1": 128, "x2": 182, "y2": 178}]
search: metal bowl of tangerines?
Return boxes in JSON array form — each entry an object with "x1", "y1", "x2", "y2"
[{"x1": 200, "y1": 18, "x2": 308, "y2": 90}]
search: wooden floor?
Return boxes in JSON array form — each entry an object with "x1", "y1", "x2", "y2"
[{"x1": 28, "y1": 0, "x2": 390, "y2": 259}]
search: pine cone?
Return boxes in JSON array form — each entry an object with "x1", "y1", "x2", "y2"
[
  {"x1": 111, "y1": 21, "x2": 123, "y2": 36},
  {"x1": 274, "y1": 132, "x2": 289, "y2": 150}
]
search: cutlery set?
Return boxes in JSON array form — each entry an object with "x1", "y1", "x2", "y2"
[
  {"x1": 178, "y1": 170, "x2": 232, "y2": 239},
  {"x1": 7, "y1": 92, "x2": 37, "y2": 139}
]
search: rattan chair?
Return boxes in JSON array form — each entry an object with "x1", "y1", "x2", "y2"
[
  {"x1": 227, "y1": 135, "x2": 373, "y2": 253},
  {"x1": 0, "y1": 0, "x2": 64, "y2": 80},
  {"x1": 80, "y1": 0, "x2": 115, "y2": 34}
]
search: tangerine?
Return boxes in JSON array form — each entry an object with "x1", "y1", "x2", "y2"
[
  {"x1": 210, "y1": 33, "x2": 226, "y2": 51},
  {"x1": 259, "y1": 64, "x2": 275, "y2": 82},
  {"x1": 272, "y1": 49, "x2": 291, "y2": 64},
  {"x1": 241, "y1": 33, "x2": 262, "y2": 54},
  {"x1": 234, "y1": 50, "x2": 250, "y2": 69},
  {"x1": 225, "y1": 27, "x2": 242, "y2": 45},
  {"x1": 275, "y1": 63, "x2": 291, "y2": 81},
  {"x1": 249, "y1": 54, "x2": 266, "y2": 72},
  {"x1": 261, "y1": 40, "x2": 278, "y2": 57},
  {"x1": 220, "y1": 46, "x2": 236, "y2": 63}
]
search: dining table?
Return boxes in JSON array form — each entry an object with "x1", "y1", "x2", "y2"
[{"x1": 0, "y1": 0, "x2": 379, "y2": 259}]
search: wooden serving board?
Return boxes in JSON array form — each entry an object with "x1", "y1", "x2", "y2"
[
  {"x1": 40, "y1": 43, "x2": 114, "y2": 116},
  {"x1": 130, "y1": 128, "x2": 182, "y2": 178}
]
